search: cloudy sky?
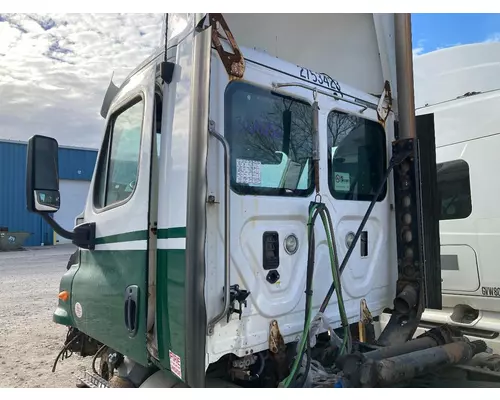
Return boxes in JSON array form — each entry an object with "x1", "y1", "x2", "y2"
[
  {"x1": 412, "y1": 13, "x2": 500, "y2": 55},
  {"x1": 1, "y1": 13, "x2": 499, "y2": 150},
  {"x1": 0, "y1": 13, "x2": 163, "y2": 149}
]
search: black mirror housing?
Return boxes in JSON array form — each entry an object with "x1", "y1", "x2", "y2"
[
  {"x1": 24, "y1": 134, "x2": 95, "y2": 249},
  {"x1": 26, "y1": 135, "x2": 61, "y2": 213}
]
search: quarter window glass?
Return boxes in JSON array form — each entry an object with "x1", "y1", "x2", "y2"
[
  {"x1": 437, "y1": 159, "x2": 472, "y2": 220},
  {"x1": 327, "y1": 111, "x2": 386, "y2": 201}
]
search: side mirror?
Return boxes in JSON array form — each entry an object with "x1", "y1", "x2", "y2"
[
  {"x1": 26, "y1": 135, "x2": 60, "y2": 213},
  {"x1": 24, "y1": 135, "x2": 96, "y2": 250}
]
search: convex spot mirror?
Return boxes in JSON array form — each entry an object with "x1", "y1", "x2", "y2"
[{"x1": 26, "y1": 135, "x2": 60, "y2": 213}]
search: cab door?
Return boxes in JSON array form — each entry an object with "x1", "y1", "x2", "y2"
[{"x1": 70, "y1": 63, "x2": 157, "y2": 365}]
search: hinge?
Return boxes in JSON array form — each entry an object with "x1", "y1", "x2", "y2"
[
  {"x1": 150, "y1": 222, "x2": 158, "y2": 236},
  {"x1": 377, "y1": 80, "x2": 393, "y2": 125},
  {"x1": 208, "y1": 13, "x2": 245, "y2": 80}
]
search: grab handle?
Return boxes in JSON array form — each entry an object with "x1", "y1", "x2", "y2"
[{"x1": 207, "y1": 122, "x2": 231, "y2": 336}]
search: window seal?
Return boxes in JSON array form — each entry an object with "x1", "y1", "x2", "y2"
[{"x1": 92, "y1": 94, "x2": 146, "y2": 214}]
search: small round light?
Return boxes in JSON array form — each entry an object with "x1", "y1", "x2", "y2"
[
  {"x1": 284, "y1": 234, "x2": 299, "y2": 255},
  {"x1": 345, "y1": 232, "x2": 355, "y2": 249}
]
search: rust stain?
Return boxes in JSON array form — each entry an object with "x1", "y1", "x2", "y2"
[
  {"x1": 377, "y1": 80, "x2": 393, "y2": 127},
  {"x1": 268, "y1": 320, "x2": 289, "y2": 382},
  {"x1": 269, "y1": 320, "x2": 285, "y2": 354},
  {"x1": 209, "y1": 14, "x2": 245, "y2": 80}
]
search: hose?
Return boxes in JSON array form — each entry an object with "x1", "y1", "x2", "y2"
[
  {"x1": 319, "y1": 209, "x2": 351, "y2": 354},
  {"x1": 283, "y1": 202, "x2": 350, "y2": 387},
  {"x1": 52, "y1": 331, "x2": 82, "y2": 373},
  {"x1": 92, "y1": 344, "x2": 109, "y2": 375},
  {"x1": 282, "y1": 204, "x2": 320, "y2": 388}
]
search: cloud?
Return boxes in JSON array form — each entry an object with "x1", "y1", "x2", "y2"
[
  {"x1": 413, "y1": 47, "x2": 424, "y2": 57},
  {"x1": 412, "y1": 40, "x2": 464, "y2": 57},
  {"x1": 0, "y1": 13, "x2": 163, "y2": 149},
  {"x1": 412, "y1": 38, "x2": 426, "y2": 57},
  {"x1": 484, "y1": 32, "x2": 500, "y2": 43}
]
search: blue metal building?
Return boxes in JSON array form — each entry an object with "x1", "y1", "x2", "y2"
[{"x1": 0, "y1": 140, "x2": 97, "y2": 247}]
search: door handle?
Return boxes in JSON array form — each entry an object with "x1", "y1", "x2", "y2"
[{"x1": 124, "y1": 285, "x2": 139, "y2": 337}]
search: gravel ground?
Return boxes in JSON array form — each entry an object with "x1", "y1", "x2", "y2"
[{"x1": 0, "y1": 245, "x2": 88, "y2": 388}]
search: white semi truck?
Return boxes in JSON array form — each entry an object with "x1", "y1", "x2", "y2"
[{"x1": 384, "y1": 42, "x2": 500, "y2": 353}]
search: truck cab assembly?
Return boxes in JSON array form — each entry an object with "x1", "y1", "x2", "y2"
[{"x1": 23, "y1": 13, "x2": 500, "y2": 388}]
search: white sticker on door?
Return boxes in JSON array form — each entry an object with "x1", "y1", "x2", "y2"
[
  {"x1": 74, "y1": 302, "x2": 83, "y2": 319},
  {"x1": 334, "y1": 172, "x2": 350, "y2": 192},
  {"x1": 236, "y1": 159, "x2": 261, "y2": 186},
  {"x1": 169, "y1": 350, "x2": 182, "y2": 379}
]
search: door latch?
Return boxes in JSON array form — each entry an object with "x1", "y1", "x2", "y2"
[{"x1": 226, "y1": 284, "x2": 250, "y2": 322}]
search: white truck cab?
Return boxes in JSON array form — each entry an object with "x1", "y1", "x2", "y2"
[{"x1": 24, "y1": 14, "x2": 477, "y2": 389}]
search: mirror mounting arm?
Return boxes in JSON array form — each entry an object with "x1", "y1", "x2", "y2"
[
  {"x1": 40, "y1": 214, "x2": 74, "y2": 240},
  {"x1": 40, "y1": 214, "x2": 96, "y2": 251}
]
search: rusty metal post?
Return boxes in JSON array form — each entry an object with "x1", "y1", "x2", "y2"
[
  {"x1": 394, "y1": 13, "x2": 416, "y2": 140},
  {"x1": 378, "y1": 13, "x2": 424, "y2": 347}
]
